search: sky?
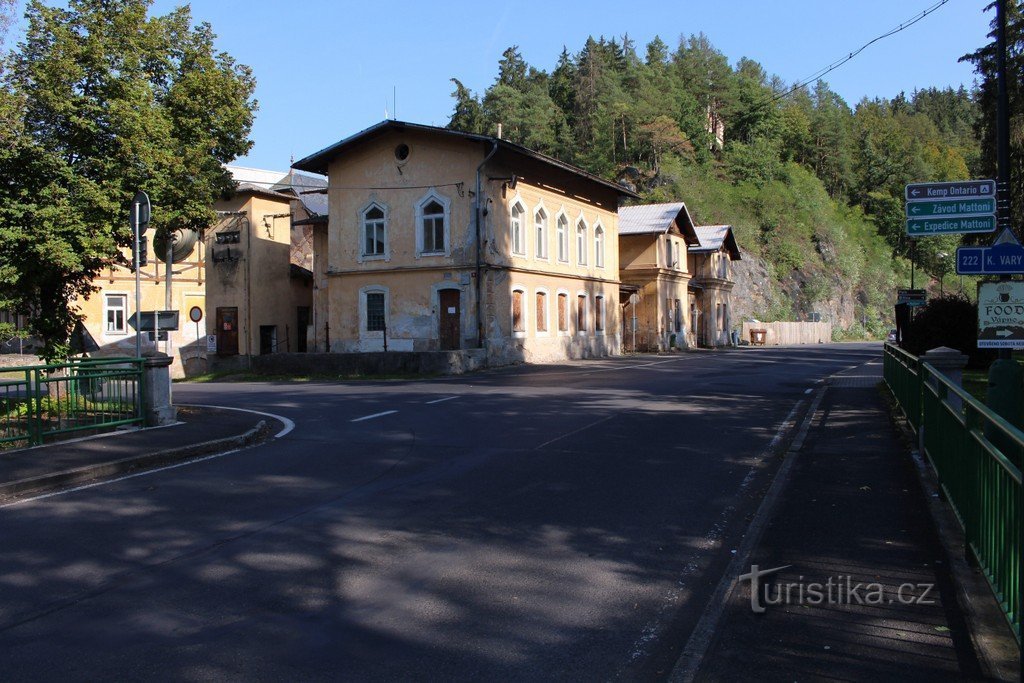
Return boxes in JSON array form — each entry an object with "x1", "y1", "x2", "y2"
[{"x1": 7, "y1": 0, "x2": 996, "y2": 173}]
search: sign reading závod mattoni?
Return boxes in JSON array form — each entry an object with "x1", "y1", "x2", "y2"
[{"x1": 978, "y1": 282, "x2": 1024, "y2": 348}]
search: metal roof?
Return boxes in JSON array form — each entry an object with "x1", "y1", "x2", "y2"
[
  {"x1": 692, "y1": 225, "x2": 741, "y2": 260},
  {"x1": 618, "y1": 202, "x2": 700, "y2": 244},
  {"x1": 292, "y1": 119, "x2": 639, "y2": 200},
  {"x1": 225, "y1": 165, "x2": 328, "y2": 216}
]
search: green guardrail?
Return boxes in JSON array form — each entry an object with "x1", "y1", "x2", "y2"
[
  {"x1": 0, "y1": 357, "x2": 144, "y2": 448},
  {"x1": 883, "y1": 343, "x2": 1021, "y2": 642}
]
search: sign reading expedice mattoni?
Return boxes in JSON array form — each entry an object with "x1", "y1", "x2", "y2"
[{"x1": 978, "y1": 281, "x2": 1024, "y2": 348}]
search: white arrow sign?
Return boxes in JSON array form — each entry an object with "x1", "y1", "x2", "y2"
[{"x1": 997, "y1": 329, "x2": 1014, "y2": 338}]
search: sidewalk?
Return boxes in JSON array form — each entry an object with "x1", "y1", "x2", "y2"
[
  {"x1": 692, "y1": 360, "x2": 1018, "y2": 681},
  {"x1": 0, "y1": 405, "x2": 273, "y2": 499}
]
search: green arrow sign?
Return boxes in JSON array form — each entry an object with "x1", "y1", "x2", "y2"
[
  {"x1": 905, "y1": 197, "x2": 996, "y2": 219},
  {"x1": 906, "y1": 215, "x2": 997, "y2": 236}
]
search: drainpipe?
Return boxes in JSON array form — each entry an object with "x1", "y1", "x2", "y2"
[{"x1": 475, "y1": 140, "x2": 499, "y2": 348}]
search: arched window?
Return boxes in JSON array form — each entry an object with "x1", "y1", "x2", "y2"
[
  {"x1": 534, "y1": 207, "x2": 548, "y2": 259},
  {"x1": 511, "y1": 287, "x2": 527, "y2": 337},
  {"x1": 362, "y1": 204, "x2": 386, "y2": 257},
  {"x1": 556, "y1": 214, "x2": 569, "y2": 262},
  {"x1": 511, "y1": 201, "x2": 526, "y2": 255},
  {"x1": 594, "y1": 224, "x2": 605, "y2": 268},
  {"x1": 576, "y1": 219, "x2": 588, "y2": 266},
  {"x1": 416, "y1": 191, "x2": 450, "y2": 256}
]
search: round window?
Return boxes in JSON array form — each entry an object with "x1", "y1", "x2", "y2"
[{"x1": 394, "y1": 143, "x2": 410, "y2": 162}]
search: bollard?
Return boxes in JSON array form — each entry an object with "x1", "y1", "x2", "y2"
[{"x1": 142, "y1": 352, "x2": 177, "y2": 426}]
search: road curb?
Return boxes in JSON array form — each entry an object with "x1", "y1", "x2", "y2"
[{"x1": 0, "y1": 419, "x2": 272, "y2": 500}]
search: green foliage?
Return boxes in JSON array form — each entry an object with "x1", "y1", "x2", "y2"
[
  {"x1": 903, "y1": 295, "x2": 995, "y2": 368},
  {"x1": 448, "y1": 28, "x2": 987, "y2": 330},
  {"x1": 0, "y1": 0, "x2": 256, "y2": 361}
]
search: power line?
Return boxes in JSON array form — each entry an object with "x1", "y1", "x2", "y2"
[
  {"x1": 770, "y1": 0, "x2": 952, "y2": 103},
  {"x1": 231, "y1": 176, "x2": 467, "y2": 195}
]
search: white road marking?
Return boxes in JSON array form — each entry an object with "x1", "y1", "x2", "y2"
[
  {"x1": 425, "y1": 396, "x2": 458, "y2": 405},
  {"x1": 534, "y1": 414, "x2": 616, "y2": 450},
  {"x1": 0, "y1": 448, "x2": 244, "y2": 509},
  {"x1": 180, "y1": 404, "x2": 295, "y2": 438},
  {"x1": 350, "y1": 410, "x2": 398, "y2": 423},
  {"x1": 805, "y1": 388, "x2": 813, "y2": 394}
]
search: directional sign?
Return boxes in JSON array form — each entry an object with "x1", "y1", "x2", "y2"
[
  {"x1": 906, "y1": 197, "x2": 996, "y2": 219},
  {"x1": 905, "y1": 179, "x2": 996, "y2": 201},
  {"x1": 127, "y1": 310, "x2": 180, "y2": 332},
  {"x1": 906, "y1": 215, "x2": 997, "y2": 236},
  {"x1": 905, "y1": 179, "x2": 997, "y2": 236},
  {"x1": 979, "y1": 282, "x2": 1024, "y2": 348},
  {"x1": 957, "y1": 229, "x2": 1024, "y2": 275},
  {"x1": 897, "y1": 289, "x2": 927, "y2": 307}
]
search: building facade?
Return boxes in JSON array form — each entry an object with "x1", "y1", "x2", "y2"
[
  {"x1": 688, "y1": 225, "x2": 740, "y2": 347},
  {"x1": 618, "y1": 203, "x2": 701, "y2": 351},
  {"x1": 292, "y1": 120, "x2": 637, "y2": 365}
]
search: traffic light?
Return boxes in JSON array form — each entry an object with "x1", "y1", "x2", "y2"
[{"x1": 133, "y1": 238, "x2": 148, "y2": 270}]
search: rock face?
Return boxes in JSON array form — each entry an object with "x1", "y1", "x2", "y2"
[{"x1": 730, "y1": 250, "x2": 856, "y2": 329}]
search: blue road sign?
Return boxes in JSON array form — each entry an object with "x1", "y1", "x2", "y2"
[{"x1": 957, "y1": 241, "x2": 1024, "y2": 275}]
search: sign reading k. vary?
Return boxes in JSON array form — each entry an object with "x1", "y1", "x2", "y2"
[{"x1": 978, "y1": 281, "x2": 1024, "y2": 348}]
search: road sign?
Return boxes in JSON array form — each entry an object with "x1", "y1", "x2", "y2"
[
  {"x1": 128, "y1": 310, "x2": 180, "y2": 332},
  {"x1": 188, "y1": 306, "x2": 203, "y2": 323},
  {"x1": 897, "y1": 289, "x2": 927, "y2": 307},
  {"x1": 206, "y1": 334, "x2": 217, "y2": 353},
  {"x1": 128, "y1": 191, "x2": 151, "y2": 235},
  {"x1": 905, "y1": 197, "x2": 996, "y2": 219},
  {"x1": 906, "y1": 215, "x2": 997, "y2": 236},
  {"x1": 956, "y1": 228, "x2": 1024, "y2": 275},
  {"x1": 979, "y1": 281, "x2": 1024, "y2": 348},
  {"x1": 905, "y1": 179, "x2": 996, "y2": 201}
]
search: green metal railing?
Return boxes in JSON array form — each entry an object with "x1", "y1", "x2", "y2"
[
  {"x1": 883, "y1": 343, "x2": 1021, "y2": 641},
  {"x1": 0, "y1": 357, "x2": 144, "y2": 448}
]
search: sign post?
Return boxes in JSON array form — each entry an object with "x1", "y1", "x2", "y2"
[
  {"x1": 905, "y1": 180, "x2": 997, "y2": 236},
  {"x1": 128, "y1": 191, "x2": 151, "y2": 359}
]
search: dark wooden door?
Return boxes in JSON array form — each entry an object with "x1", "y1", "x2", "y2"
[
  {"x1": 216, "y1": 307, "x2": 239, "y2": 356},
  {"x1": 296, "y1": 307, "x2": 310, "y2": 353},
  {"x1": 439, "y1": 289, "x2": 460, "y2": 350}
]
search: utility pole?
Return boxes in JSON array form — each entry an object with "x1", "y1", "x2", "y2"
[{"x1": 986, "y1": 0, "x2": 1022, "y2": 431}]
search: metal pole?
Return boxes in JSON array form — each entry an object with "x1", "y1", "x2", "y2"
[
  {"x1": 165, "y1": 232, "x2": 172, "y2": 355},
  {"x1": 134, "y1": 203, "x2": 141, "y2": 360}
]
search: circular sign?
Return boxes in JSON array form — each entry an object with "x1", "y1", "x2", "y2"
[{"x1": 188, "y1": 306, "x2": 203, "y2": 323}]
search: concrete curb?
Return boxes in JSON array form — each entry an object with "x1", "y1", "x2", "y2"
[
  {"x1": 0, "y1": 419, "x2": 272, "y2": 499},
  {"x1": 880, "y1": 385, "x2": 1021, "y2": 682}
]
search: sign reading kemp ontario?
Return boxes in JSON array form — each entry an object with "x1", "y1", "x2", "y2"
[{"x1": 978, "y1": 281, "x2": 1024, "y2": 349}]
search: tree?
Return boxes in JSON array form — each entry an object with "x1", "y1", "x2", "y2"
[
  {"x1": 0, "y1": 0, "x2": 256, "y2": 360},
  {"x1": 961, "y1": 0, "x2": 1024, "y2": 224},
  {"x1": 448, "y1": 78, "x2": 483, "y2": 133}
]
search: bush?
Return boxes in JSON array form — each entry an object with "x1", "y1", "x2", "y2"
[{"x1": 902, "y1": 294, "x2": 995, "y2": 368}]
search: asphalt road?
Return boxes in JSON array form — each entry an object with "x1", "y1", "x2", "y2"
[{"x1": 0, "y1": 343, "x2": 880, "y2": 680}]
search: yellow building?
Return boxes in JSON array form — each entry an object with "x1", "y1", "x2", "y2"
[
  {"x1": 292, "y1": 120, "x2": 637, "y2": 365},
  {"x1": 618, "y1": 203, "x2": 701, "y2": 351},
  {"x1": 618, "y1": 204, "x2": 741, "y2": 349},
  {"x1": 689, "y1": 225, "x2": 740, "y2": 347},
  {"x1": 76, "y1": 223, "x2": 207, "y2": 378},
  {"x1": 205, "y1": 167, "x2": 324, "y2": 368}
]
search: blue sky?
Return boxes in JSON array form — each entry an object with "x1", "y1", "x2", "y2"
[{"x1": 10, "y1": 1, "x2": 995, "y2": 172}]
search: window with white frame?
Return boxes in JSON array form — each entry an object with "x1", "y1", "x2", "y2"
[
  {"x1": 362, "y1": 204, "x2": 387, "y2": 257},
  {"x1": 594, "y1": 224, "x2": 605, "y2": 267},
  {"x1": 557, "y1": 292, "x2": 569, "y2": 333},
  {"x1": 536, "y1": 290, "x2": 548, "y2": 334},
  {"x1": 358, "y1": 285, "x2": 389, "y2": 339},
  {"x1": 104, "y1": 294, "x2": 127, "y2": 334},
  {"x1": 511, "y1": 201, "x2": 526, "y2": 255},
  {"x1": 595, "y1": 295, "x2": 605, "y2": 333},
  {"x1": 576, "y1": 294, "x2": 587, "y2": 335},
  {"x1": 576, "y1": 219, "x2": 588, "y2": 265},
  {"x1": 512, "y1": 288, "x2": 526, "y2": 336},
  {"x1": 534, "y1": 207, "x2": 548, "y2": 259},
  {"x1": 365, "y1": 291, "x2": 387, "y2": 332},
  {"x1": 556, "y1": 214, "x2": 569, "y2": 262},
  {"x1": 416, "y1": 192, "x2": 450, "y2": 256}
]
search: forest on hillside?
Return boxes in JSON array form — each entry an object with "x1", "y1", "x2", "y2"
[{"x1": 446, "y1": 3, "x2": 1022, "y2": 336}]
